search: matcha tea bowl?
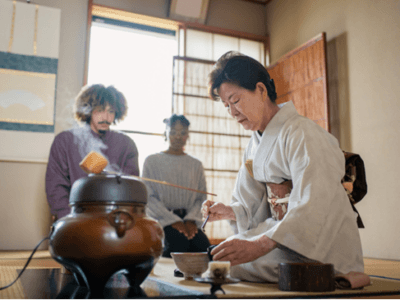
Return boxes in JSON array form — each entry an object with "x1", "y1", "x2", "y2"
[{"x1": 171, "y1": 252, "x2": 209, "y2": 280}]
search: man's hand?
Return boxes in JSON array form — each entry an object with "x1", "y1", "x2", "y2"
[
  {"x1": 210, "y1": 236, "x2": 277, "y2": 266},
  {"x1": 184, "y1": 221, "x2": 198, "y2": 240},
  {"x1": 201, "y1": 200, "x2": 236, "y2": 222},
  {"x1": 171, "y1": 221, "x2": 188, "y2": 238}
]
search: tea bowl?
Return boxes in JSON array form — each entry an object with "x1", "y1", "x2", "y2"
[{"x1": 171, "y1": 252, "x2": 209, "y2": 280}]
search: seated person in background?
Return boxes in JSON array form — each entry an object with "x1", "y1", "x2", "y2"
[
  {"x1": 142, "y1": 114, "x2": 211, "y2": 258},
  {"x1": 202, "y1": 51, "x2": 364, "y2": 282},
  {"x1": 46, "y1": 84, "x2": 139, "y2": 220}
]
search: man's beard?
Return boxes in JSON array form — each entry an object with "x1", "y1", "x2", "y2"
[{"x1": 98, "y1": 121, "x2": 111, "y2": 135}]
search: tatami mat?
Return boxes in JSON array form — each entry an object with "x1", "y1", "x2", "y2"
[
  {"x1": 152, "y1": 257, "x2": 400, "y2": 299},
  {"x1": 364, "y1": 257, "x2": 400, "y2": 279},
  {"x1": 0, "y1": 257, "x2": 61, "y2": 299},
  {"x1": 1, "y1": 251, "x2": 400, "y2": 278},
  {"x1": 1, "y1": 252, "x2": 400, "y2": 299},
  {"x1": 0, "y1": 250, "x2": 51, "y2": 260}
]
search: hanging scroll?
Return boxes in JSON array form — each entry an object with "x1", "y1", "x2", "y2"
[{"x1": 0, "y1": 0, "x2": 60, "y2": 133}]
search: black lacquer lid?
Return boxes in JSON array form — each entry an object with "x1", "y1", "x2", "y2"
[{"x1": 69, "y1": 174, "x2": 147, "y2": 205}]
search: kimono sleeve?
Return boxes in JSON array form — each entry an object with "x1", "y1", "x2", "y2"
[
  {"x1": 264, "y1": 123, "x2": 347, "y2": 258},
  {"x1": 230, "y1": 147, "x2": 268, "y2": 234}
]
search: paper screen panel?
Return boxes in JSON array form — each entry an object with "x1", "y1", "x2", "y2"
[
  {"x1": 186, "y1": 29, "x2": 213, "y2": 60},
  {"x1": 239, "y1": 39, "x2": 264, "y2": 63},
  {"x1": 213, "y1": 34, "x2": 239, "y2": 60},
  {"x1": 203, "y1": 170, "x2": 236, "y2": 239},
  {"x1": 173, "y1": 56, "x2": 251, "y2": 240},
  {"x1": 183, "y1": 28, "x2": 266, "y2": 62},
  {"x1": 267, "y1": 33, "x2": 329, "y2": 131}
]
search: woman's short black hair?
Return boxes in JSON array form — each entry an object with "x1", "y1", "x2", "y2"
[
  {"x1": 208, "y1": 51, "x2": 277, "y2": 102},
  {"x1": 163, "y1": 114, "x2": 190, "y2": 128}
]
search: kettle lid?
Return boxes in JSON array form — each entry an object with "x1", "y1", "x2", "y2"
[{"x1": 69, "y1": 174, "x2": 147, "y2": 205}]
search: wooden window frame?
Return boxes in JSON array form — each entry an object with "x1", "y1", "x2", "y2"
[
  {"x1": 83, "y1": 0, "x2": 270, "y2": 86},
  {"x1": 83, "y1": 2, "x2": 270, "y2": 243}
]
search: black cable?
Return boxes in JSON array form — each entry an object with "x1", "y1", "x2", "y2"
[{"x1": 0, "y1": 235, "x2": 50, "y2": 290}]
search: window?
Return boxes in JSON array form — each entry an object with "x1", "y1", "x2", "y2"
[
  {"x1": 87, "y1": 13, "x2": 178, "y2": 170},
  {"x1": 173, "y1": 26, "x2": 268, "y2": 241},
  {"x1": 181, "y1": 28, "x2": 266, "y2": 62},
  {"x1": 86, "y1": 5, "x2": 269, "y2": 242}
]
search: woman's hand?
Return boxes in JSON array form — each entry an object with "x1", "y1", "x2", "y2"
[
  {"x1": 201, "y1": 200, "x2": 215, "y2": 220},
  {"x1": 211, "y1": 236, "x2": 277, "y2": 266},
  {"x1": 201, "y1": 200, "x2": 236, "y2": 222},
  {"x1": 184, "y1": 221, "x2": 198, "y2": 240},
  {"x1": 171, "y1": 221, "x2": 188, "y2": 238}
]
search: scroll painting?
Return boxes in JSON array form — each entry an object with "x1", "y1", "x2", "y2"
[{"x1": 0, "y1": 0, "x2": 60, "y2": 133}]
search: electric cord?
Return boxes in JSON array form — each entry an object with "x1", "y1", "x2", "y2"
[{"x1": 0, "y1": 234, "x2": 50, "y2": 290}]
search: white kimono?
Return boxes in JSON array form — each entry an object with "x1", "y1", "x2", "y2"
[{"x1": 228, "y1": 101, "x2": 364, "y2": 282}]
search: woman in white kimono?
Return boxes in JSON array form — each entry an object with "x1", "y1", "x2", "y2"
[{"x1": 202, "y1": 51, "x2": 364, "y2": 282}]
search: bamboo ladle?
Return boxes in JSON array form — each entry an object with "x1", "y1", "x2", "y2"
[{"x1": 79, "y1": 151, "x2": 217, "y2": 197}]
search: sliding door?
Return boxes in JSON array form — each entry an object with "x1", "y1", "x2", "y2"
[{"x1": 267, "y1": 33, "x2": 330, "y2": 131}]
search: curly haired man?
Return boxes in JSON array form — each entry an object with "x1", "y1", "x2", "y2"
[{"x1": 45, "y1": 84, "x2": 139, "y2": 220}]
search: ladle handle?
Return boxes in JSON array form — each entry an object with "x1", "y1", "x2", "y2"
[{"x1": 108, "y1": 209, "x2": 135, "y2": 238}]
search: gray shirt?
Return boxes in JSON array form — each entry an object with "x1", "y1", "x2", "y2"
[{"x1": 142, "y1": 152, "x2": 207, "y2": 228}]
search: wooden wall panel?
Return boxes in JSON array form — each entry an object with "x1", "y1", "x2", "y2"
[{"x1": 267, "y1": 33, "x2": 329, "y2": 131}]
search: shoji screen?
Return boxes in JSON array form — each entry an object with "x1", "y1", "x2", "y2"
[{"x1": 173, "y1": 28, "x2": 268, "y2": 242}]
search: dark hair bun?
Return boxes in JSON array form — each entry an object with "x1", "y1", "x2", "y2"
[{"x1": 164, "y1": 114, "x2": 190, "y2": 127}]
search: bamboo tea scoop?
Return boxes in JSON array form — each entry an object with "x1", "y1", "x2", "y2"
[{"x1": 79, "y1": 151, "x2": 217, "y2": 197}]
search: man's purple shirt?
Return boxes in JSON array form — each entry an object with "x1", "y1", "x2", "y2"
[{"x1": 45, "y1": 125, "x2": 139, "y2": 219}]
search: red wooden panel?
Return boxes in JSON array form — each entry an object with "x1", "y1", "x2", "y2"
[{"x1": 267, "y1": 33, "x2": 329, "y2": 131}]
